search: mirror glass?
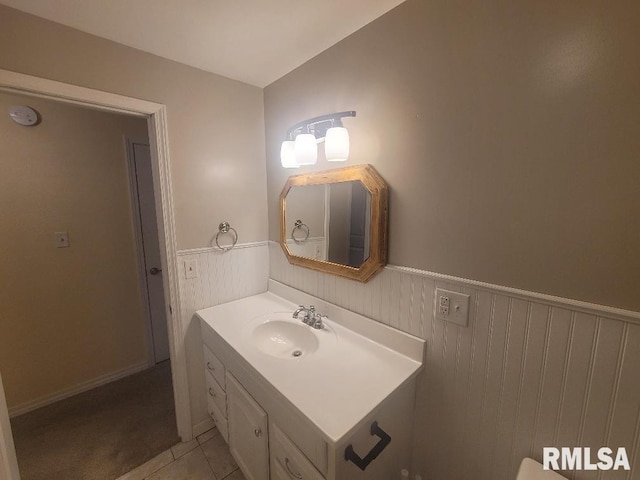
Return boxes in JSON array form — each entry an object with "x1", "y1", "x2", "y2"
[
  {"x1": 279, "y1": 164, "x2": 388, "y2": 282},
  {"x1": 284, "y1": 181, "x2": 372, "y2": 268}
]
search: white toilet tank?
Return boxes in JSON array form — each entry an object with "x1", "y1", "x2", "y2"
[{"x1": 516, "y1": 458, "x2": 568, "y2": 480}]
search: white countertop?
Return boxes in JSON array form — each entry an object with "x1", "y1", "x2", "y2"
[{"x1": 196, "y1": 282, "x2": 424, "y2": 444}]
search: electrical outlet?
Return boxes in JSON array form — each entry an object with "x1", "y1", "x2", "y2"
[
  {"x1": 435, "y1": 288, "x2": 470, "y2": 327},
  {"x1": 184, "y1": 259, "x2": 199, "y2": 279},
  {"x1": 54, "y1": 232, "x2": 70, "y2": 248},
  {"x1": 438, "y1": 294, "x2": 450, "y2": 315}
]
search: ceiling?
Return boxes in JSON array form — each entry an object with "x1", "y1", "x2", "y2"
[{"x1": 0, "y1": 0, "x2": 406, "y2": 87}]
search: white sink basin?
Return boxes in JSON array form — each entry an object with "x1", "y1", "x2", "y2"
[{"x1": 250, "y1": 320, "x2": 319, "y2": 359}]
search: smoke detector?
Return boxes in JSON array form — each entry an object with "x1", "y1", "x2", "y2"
[{"x1": 9, "y1": 105, "x2": 39, "y2": 126}]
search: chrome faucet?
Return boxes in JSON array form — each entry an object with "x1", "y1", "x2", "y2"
[
  {"x1": 292, "y1": 305, "x2": 325, "y2": 329},
  {"x1": 293, "y1": 305, "x2": 308, "y2": 319}
]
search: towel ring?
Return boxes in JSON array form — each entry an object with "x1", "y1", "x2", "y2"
[
  {"x1": 215, "y1": 221, "x2": 238, "y2": 251},
  {"x1": 291, "y1": 219, "x2": 310, "y2": 244}
]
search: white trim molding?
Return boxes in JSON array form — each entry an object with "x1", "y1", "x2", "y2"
[
  {"x1": 177, "y1": 241, "x2": 269, "y2": 257},
  {"x1": 0, "y1": 374, "x2": 20, "y2": 480},
  {"x1": 0, "y1": 69, "x2": 192, "y2": 441},
  {"x1": 147, "y1": 105, "x2": 193, "y2": 440},
  {"x1": 0, "y1": 69, "x2": 158, "y2": 116},
  {"x1": 269, "y1": 241, "x2": 640, "y2": 326},
  {"x1": 386, "y1": 265, "x2": 640, "y2": 325},
  {"x1": 8, "y1": 362, "x2": 149, "y2": 418}
]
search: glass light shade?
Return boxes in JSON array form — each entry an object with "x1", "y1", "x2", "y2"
[
  {"x1": 324, "y1": 127, "x2": 350, "y2": 162},
  {"x1": 280, "y1": 140, "x2": 298, "y2": 168},
  {"x1": 294, "y1": 133, "x2": 318, "y2": 165}
]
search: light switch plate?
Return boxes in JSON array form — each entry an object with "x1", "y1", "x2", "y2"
[
  {"x1": 435, "y1": 288, "x2": 470, "y2": 327},
  {"x1": 184, "y1": 259, "x2": 199, "y2": 279},
  {"x1": 54, "y1": 232, "x2": 70, "y2": 248}
]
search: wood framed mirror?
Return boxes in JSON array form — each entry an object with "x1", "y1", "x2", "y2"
[{"x1": 279, "y1": 164, "x2": 388, "y2": 282}]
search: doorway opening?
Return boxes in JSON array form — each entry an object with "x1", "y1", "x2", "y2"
[
  {"x1": 0, "y1": 91, "x2": 177, "y2": 479},
  {"x1": 0, "y1": 68, "x2": 190, "y2": 480}
]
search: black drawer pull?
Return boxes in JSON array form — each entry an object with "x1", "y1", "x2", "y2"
[{"x1": 344, "y1": 421, "x2": 391, "y2": 471}]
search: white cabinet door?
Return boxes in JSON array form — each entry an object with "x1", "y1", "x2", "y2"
[
  {"x1": 0, "y1": 373, "x2": 20, "y2": 480},
  {"x1": 226, "y1": 373, "x2": 269, "y2": 480}
]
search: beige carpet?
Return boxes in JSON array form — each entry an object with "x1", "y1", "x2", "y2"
[{"x1": 10, "y1": 361, "x2": 179, "y2": 480}]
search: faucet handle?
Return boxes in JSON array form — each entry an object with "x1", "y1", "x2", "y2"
[{"x1": 311, "y1": 314, "x2": 326, "y2": 330}]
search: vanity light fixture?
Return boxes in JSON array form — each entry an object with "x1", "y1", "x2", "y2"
[{"x1": 280, "y1": 111, "x2": 356, "y2": 168}]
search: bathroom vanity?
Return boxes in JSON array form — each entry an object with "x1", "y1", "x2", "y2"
[{"x1": 197, "y1": 280, "x2": 424, "y2": 480}]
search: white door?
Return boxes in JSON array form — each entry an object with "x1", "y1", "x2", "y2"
[
  {"x1": 130, "y1": 142, "x2": 170, "y2": 363},
  {"x1": 0, "y1": 374, "x2": 20, "y2": 480}
]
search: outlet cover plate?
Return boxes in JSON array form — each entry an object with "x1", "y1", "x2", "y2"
[{"x1": 435, "y1": 288, "x2": 470, "y2": 327}]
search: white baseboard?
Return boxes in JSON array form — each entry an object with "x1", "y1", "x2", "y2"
[
  {"x1": 8, "y1": 361, "x2": 149, "y2": 418},
  {"x1": 192, "y1": 417, "x2": 215, "y2": 439}
]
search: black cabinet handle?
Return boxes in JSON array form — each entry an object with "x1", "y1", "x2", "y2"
[{"x1": 344, "y1": 421, "x2": 391, "y2": 471}]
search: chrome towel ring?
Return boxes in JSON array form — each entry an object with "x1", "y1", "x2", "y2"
[
  {"x1": 215, "y1": 221, "x2": 238, "y2": 251},
  {"x1": 291, "y1": 219, "x2": 310, "y2": 244}
]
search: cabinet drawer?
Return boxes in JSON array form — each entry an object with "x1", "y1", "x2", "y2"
[
  {"x1": 271, "y1": 455, "x2": 295, "y2": 480},
  {"x1": 276, "y1": 416, "x2": 327, "y2": 475},
  {"x1": 270, "y1": 422, "x2": 324, "y2": 480},
  {"x1": 205, "y1": 370, "x2": 227, "y2": 418},
  {"x1": 203, "y1": 345, "x2": 226, "y2": 389},
  {"x1": 207, "y1": 395, "x2": 229, "y2": 443}
]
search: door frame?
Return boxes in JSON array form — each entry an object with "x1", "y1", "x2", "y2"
[
  {"x1": 0, "y1": 69, "x2": 192, "y2": 444},
  {"x1": 125, "y1": 137, "x2": 160, "y2": 368},
  {"x1": 0, "y1": 374, "x2": 19, "y2": 480}
]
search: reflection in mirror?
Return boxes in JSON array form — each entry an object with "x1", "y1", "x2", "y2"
[
  {"x1": 328, "y1": 181, "x2": 371, "y2": 267},
  {"x1": 285, "y1": 184, "x2": 326, "y2": 259},
  {"x1": 285, "y1": 182, "x2": 372, "y2": 268}
]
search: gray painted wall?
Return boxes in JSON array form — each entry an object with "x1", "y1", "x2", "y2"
[{"x1": 264, "y1": 0, "x2": 640, "y2": 312}]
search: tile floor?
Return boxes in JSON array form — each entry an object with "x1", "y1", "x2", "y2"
[{"x1": 117, "y1": 427, "x2": 245, "y2": 480}]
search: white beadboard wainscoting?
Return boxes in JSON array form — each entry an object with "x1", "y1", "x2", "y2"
[
  {"x1": 269, "y1": 242, "x2": 640, "y2": 480},
  {"x1": 177, "y1": 242, "x2": 270, "y2": 433}
]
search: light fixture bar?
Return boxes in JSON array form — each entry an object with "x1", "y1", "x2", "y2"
[
  {"x1": 280, "y1": 110, "x2": 356, "y2": 168},
  {"x1": 284, "y1": 111, "x2": 356, "y2": 141}
]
